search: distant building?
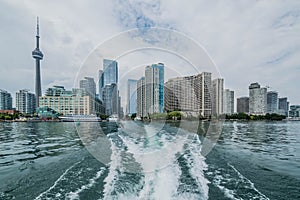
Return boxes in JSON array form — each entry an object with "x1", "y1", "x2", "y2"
[
  {"x1": 127, "y1": 79, "x2": 138, "y2": 115},
  {"x1": 164, "y1": 76, "x2": 198, "y2": 114},
  {"x1": 45, "y1": 85, "x2": 67, "y2": 96},
  {"x1": 197, "y1": 72, "x2": 212, "y2": 118},
  {"x1": 267, "y1": 91, "x2": 278, "y2": 114},
  {"x1": 289, "y1": 105, "x2": 300, "y2": 118},
  {"x1": 223, "y1": 89, "x2": 234, "y2": 114},
  {"x1": 36, "y1": 106, "x2": 59, "y2": 118},
  {"x1": 278, "y1": 97, "x2": 289, "y2": 117},
  {"x1": 164, "y1": 72, "x2": 212, "y2": 118},
  {"x1": 39, "y1": 86, "x2": 104, "y2": 116},
  {"x1": 98, "y1": 70, "x2": 104, "y2": 100},
  {"x1": 32, "y1": 17, "x2": 43, "y2": 108},
  {"x1": 103, "y1": 59, "x2": 118, "y2": 85},
  {"x1": 103, "y1": 83, "x2": 118, "y2": 116},
  {"x1": 16, "y1": 89, "x2": 36, "y2": 114},
  {"x1": 80, "y1": 77, "x2": 96, "y2": 97},
  {"x1": 0, "y1": 89, "x2": 12, "y2": 110},
  {"x1": 237, "y1": 97, "x2": 249, "y2": 113},
  {"x1": 212, "y1": 78, "x2": 224, "y2": 115},
  {"x1": 249, "y1": 83, "x2": 267, "y2": 115},
  {"x1": 99, "y1": 59, "x2": 121, "y2": 117},
  {"x1": 145, "y1": 63, "x2": 165, "y2": 115},
  {"x1": 137, "y1": 77, "x2": 146, "y2": 118},
  {"x1": 80, "y1": 77, "x2": 97, "y2": 114}
]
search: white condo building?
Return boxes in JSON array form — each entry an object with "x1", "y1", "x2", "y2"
[
  {"x1": 164, "y1": 72, "x2": 212, "y2": 118},
  {"x1": 137, "y1": 77, "x2": 146, "y2": 118},
  {"x1": 223, "y1": 89, "x2": 234, "y2": 114},
  {"x1": 249, "y1": 83, "x2": 267, "y2": 115},
  {"x1": 0, "y1": 89, "x2": 13, "y2": 110},
  {"x1": 212, "y1": 78, "x2": 224, "y2": 115},
  {"x1": 16, "y1": 89, "x2": 36, "y2": 114}
]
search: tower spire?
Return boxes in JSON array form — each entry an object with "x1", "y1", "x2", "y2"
[
  {"x1": 36, "y1": 16, "x2": 40, "y2": 49},
  {"x1": 37, "y1": 16, "x2": 39, "y2": 37},
  {"x1": 32, "y1": 16, "x2": 43, "y2": 108}
]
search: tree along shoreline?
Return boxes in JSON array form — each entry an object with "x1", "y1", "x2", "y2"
[
  {"x1": 225, "y1": 112, "x2": 286, "y2": 121},
  {"x1": 135, "y1": 111, "x2": 287, "y2": 121}
]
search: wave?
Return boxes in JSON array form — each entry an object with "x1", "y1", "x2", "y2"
[
  {"x1": 207, "y1": 163, "x2": 269, "y2": 200},
  {"x1": 66, "y1": 167, "x2": 106, "y2": 200}
]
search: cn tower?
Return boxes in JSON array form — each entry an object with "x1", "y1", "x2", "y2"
[{"x1": 32, "y1": 17, "x2": 43, "y2": 108}]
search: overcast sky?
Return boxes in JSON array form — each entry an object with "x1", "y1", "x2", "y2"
[{"x1": 1, "y1": 0, "x2": 299, "y2": 108}]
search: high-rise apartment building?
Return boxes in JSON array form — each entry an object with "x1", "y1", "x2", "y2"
[
  {"x1": 249, "y1": 83, "x2": 267, "y2": 115},
  {"x1": 223, "y1": 89, "x2": 234, "y2": 114},
  {"x1": 164, "y1": 72, "x2": 212, "y2": 118},
  {"x1": 278, "y1": 97, "x2": 289, "y2": 117},
  {"x1": 267, "y1": 91, "x2": 278, "y2": 114},
  {"x1": 194, "y1": 72, "x2": 212, "y2": 118},
  {"x1": 145, "y1": 63, "x2": 164, "y2": 115},
  {"x1": 80, "y1": 77, "x2": 96, "y2": 97},
  {"x1": 137, "y1": 77, "x2": 146, "y2": 118},
  {"x1": 237, "y1": 97, "x2": 249, "y2": 113},
  {"x1": 103, "y1": 83, "x2": 118, "y2": 116},
  {"x1": 164, "y1": 76, "x2": 197, "y2": 113},
  {"x1": 0, "y1": 89, "x2": 13, "y2": 110},
  {"x1": 16, "y1": 89, "x2": 36, "y2": 114},
  {"x1": 127, "y1": 79, "x2": 138, "y2": 115},
  {"x1": 98, "y1": 70, "x2": 104, "y2": 100},
  {"x1": 212, "y1": 78, "x2": 224, "y2": 115}
]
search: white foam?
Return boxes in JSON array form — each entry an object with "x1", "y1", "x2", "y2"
[
  {"x1": 102, "y1": 124, "x2": 210, "y2": 200},
  {"x1": 212, "y1": 173, "x2": 241, "y2": 200},
  {"x1": 66, "y1": 167, "x2": 106, "y2": 200},
  {"x1": 102, "y1": 133, "x2": 124, "y2": 199},
  {"x1": 34, "y1": 161, "x2": 81, "y2": 200},
  {"x1": 183, "y1": 135, "x2": 209, "y2": 199},
  {"x1": 121, "y1": 124, "x2": 183, "y2": 199},
  {"x1": 228, "y1": 164, "x2": 269, "y2": 200}
]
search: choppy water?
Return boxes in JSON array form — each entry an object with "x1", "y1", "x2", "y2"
[{"x1": 0, "y1": 121, "x2": 299, "y2": 200}]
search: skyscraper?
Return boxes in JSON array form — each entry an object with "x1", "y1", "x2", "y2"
[
  {"x1": 98, "y1": 70, "x2": 104, "y2": 100},
  {"x1": 32, "y1": 17, "x2": 43, "y2": 108},
  {"x1": 145, "y1": 63, "x2": 164, "y2": 115},
  {"x1": 164, "y1": 76, "x2": 198, "y2": 114},
  {"x1": 137, "y1": 77, "x2": 146, "y2": 118},
  {"x1": 99, "y1": 59, "x2": 120, "y2": 117},
  {"x1": 212, "y1": 78, "x2": 224, "y2": 115},
  {"x1": 80, "y1": 77, "x2": 96, "y2": 97},
  {"x1": 249, "y1": 83, "x2": 267, "y2": 115},
  {"x1": 0, "y1": 89, "x2": 12, "y2": 110},
  {"x1": 223, "y1": 89, "x2": 234, "y2": 114},
  {"x1": 278, "y1": 97, "x2": 289, "y2": 117},
  {"x1": 164, "y1": 72, "x2": 212, "y2": 118},
  {"x1": 103, "y1": 59, "x2": 118, "y2": 85},
  {"x1": 194, "y1": 72, "x2": 212, "y2": 118},
  {"x1": 127, "y1": 79, "x2": 138, "y2": 115},
  {"x1": 267, "y1": 91, "x2": 278, "y2": 114},
  {"x1": 237, "y1": 97, "x2": 249, "y2": 113},
  {"x1": 103, "y1": 83, "x2": 118, "y2": 115},
  {"x1": 16, "y1": 89, "x2": 36, "y2": 114}
]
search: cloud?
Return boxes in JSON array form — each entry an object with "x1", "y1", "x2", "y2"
[{"x1": 0, "y1": 0, "x2": 299, "y2": 108}]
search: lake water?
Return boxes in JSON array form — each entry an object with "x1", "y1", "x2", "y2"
[{"x1": 0, "y1": 121, "x2": 299, "y2": 200}]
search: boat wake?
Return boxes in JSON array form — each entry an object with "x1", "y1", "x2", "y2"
[{"x1": 102, "y1": 123, "x2": 209, "y2": 200}]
